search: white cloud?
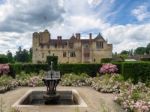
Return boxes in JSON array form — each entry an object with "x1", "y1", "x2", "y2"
[
  {"x1": 131, "y1": 4, "x2": 150, "y2": 21},
  {"x1": 102, "y1": 24, "x2": 150, "y2": 53},
  {"x1": 0, "y1": 0, "x2": 150, "y2": 55}
]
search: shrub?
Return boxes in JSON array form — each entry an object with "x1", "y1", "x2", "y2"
[
  {"x1": 141, "y1": 58, "x2": 150, "y2": 61},
  {"x1": 0, "y1": 64, "x2": 10, "y2": 75},
  {"x1": 46, "y1": 56, "x2": 58, "y2": 70},
  {"x1": 101, "y1": 58, "x2": 112, "y2": 63},
  {"x1": 59, "y1": 64, "x2": 100, "y2": 77},
  {"x1": 100, "y1": 63, "x2": 118, "y2": 74},
  {"x1": 122, "y1": 62, "x2": 150, "y2": 83},
  {"x1": 60, "y1": 73, "x2": 89, "y2": 86},
  {"x1": 0, "y1": 56, "x2": 8, "y2": 64}
]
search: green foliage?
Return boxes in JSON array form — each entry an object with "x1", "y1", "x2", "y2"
[
  {"x1": 141, "y1": 58, "x2": 150, "y2": 61},
  {"x1": 0, "y1": 55, "x2": 8, "y2": 64},
  {"x1": 134, "y1": 47, "x2": 146, "y2": 55},
  {"x1": 61, "y1": 73, "x2": 89, "y2": 86},
  {"x1": 59, "y1": 64, "x2": 100, "y2": 77},
  {"x1": 46, "y1": 56, "x2": 58, "y2": 70},
  {"x1": 14, "y1": 47, "x2": 31, "y2": 63},
  {"x1": 122, "y1": 62, "x2": 150, "y2": 84},
  {"x1": 120, "y1": 50, "x2": 129, "y2": 55},
  {"x1": 131, "y1": 90, "x2": 141, "y2": 101},
  {"x1": 7, "y1": 51, "x2": 14, "y2": 63},
  {"x1": 9, "y1": 63, "x2": 49, "y2": 74},
  {"x1": 101, "y1": 58, "x2": 112, "y2": 63},
  {"x1": 146, "y1": 43, "x2": 150, "y2": 54}
]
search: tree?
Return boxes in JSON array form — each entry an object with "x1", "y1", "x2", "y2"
[
  {"x1": 7, "y1": 50, "x2": 14, "y2": 63},
  {"x1": 14, "y1": 46, "x2": 30, "y2": 63},
  {"x1": 134, "y1": 47, "x2": 146, "y2": 55},
  {"x1": 146, "y1": 43, "x2": 150, "y2": 54},
  {"x1": 29, "y1": 48, "x2": 32, "y2": 62},
  {"x1": 120, "y1": 50, "x2": 129, "y2": 55}
]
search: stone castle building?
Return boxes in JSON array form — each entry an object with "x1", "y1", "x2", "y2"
[{"x1": 32, "y1": 30, "x2": 112, "y2": 63}]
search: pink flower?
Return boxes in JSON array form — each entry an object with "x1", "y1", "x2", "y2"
[{"x1": 100, "y1": 63, "x2": 118, "y2": 74}]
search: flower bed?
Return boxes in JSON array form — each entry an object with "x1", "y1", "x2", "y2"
[
  {"x1": 114, "y1": 82, "x2": 150, "y2": 112},
  {"x1": 0, "y1": 70, "x2": 45, "y2": 93},
  {"x1": 60, "y1": 73, "x2": 90, "y2": 86}
]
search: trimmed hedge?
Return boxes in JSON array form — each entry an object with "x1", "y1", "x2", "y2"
[
  {"x1": 141, "y1": 58, "x2": 150, "y2": 61},
  {"x1": 122, "y1": 62, "x2": 150, "y2": 83},
  {"x1": 58, "y1": 64, "x2": 101, "y2": 77},
  {"x1": 8, "y1": 62, "x2": 150, "y2": 83},
  {"x1": 46, "y1": 56, "x2": 58, "y2": 70},
  {"x1": 0, "y1": 56, "x2": 8, "y2": 64},
  {"x1": 101, "y1": 58, "x2": 112, "y2": 63},
  {"x1": 9, "y1": 63, "x2": 49, "y2": 74}
]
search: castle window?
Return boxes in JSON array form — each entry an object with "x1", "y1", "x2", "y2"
[
  {"x1": 69, "y1": 42, "x2": 74, "y2": 49},
  {"x1": 96, "y1": 41, "x2": 103, "y2": 49},
  {"x1": 55, "y1": 43, "x2": 57, "y2": 48},
  {"x1": 70, "y1": 51, "x2": 76, "y2": 57},
  {"x1": 63, "y1": 52, "x2": 66, "y2": 57},
  {"x1": 62, "y1": 42, "x2": 67, "y2": 48}
]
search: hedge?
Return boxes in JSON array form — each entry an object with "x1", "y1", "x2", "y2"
[
  {"x1": 58, "y1": 64, "x2": 101, "y2": 77},
  {"x1": 9, "y1": 63, "x2": 49, "y2": 74},
  {"x1": 8, "y1": 62, "x2": 150, "y2": 83},
  {"x1": 101, "y1": 58, "x2": 112, "y2": 63},
  {"x1": 122, "y1": 62, "x2": 150, "y2": 83},
  {"x1": 0, "y1": 56, "x2": 8, "y2": 64},
  {"x1": 46, "y1": 56, "x2": 58, "y2": 70}
]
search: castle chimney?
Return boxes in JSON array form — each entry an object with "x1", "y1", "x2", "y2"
[
  {"x1": 89, "y1": 33, "x2": 92, "y2": 39},
  {"x1": 76, "y1": 33, "x2": 80, "y2": 40}
]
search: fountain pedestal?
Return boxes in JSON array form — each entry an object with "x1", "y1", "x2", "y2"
[
  {"x1": 42, "y1": 78, "x2": 60, "y2": 103},
  {"x1": 42, "y1": 62, "x2": 61, "y2": 104}
]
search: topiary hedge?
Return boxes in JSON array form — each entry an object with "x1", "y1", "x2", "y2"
[
  {"x1": 9, "y1": 63, "x2": 49, "y2": 74},
  {"x1": 8, "y1": 62, "x2": 150, "y2": 84},
  {"x1": 0, "y1": 56, "x2": 8, "y2": 64},
  {"x1": 58, "y1": 64, "x2": 101, "y2": 77},
  {"x1": 122, "y1": 62, "x2": 150, "y2": 84},
  {"x1": 101, "y1": 58, "x2": 112, "y2": 63},
  {"x1": 46, "y1": 56, "x2": 58, "y2": 70}
]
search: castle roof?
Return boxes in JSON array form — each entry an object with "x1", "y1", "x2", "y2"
[{"x1": 94, "y1": 33, "x2": 105, "y2": 41}]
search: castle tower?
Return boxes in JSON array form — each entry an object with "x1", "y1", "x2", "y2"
[{"x1": 39, "y1": 29, "x2": 50, "y2": 45}]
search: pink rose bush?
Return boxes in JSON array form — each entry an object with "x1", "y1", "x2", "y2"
[
  {"x1": 0, "y1": 64, "x2": 10, "y2": 75},
  {"x1": 114, "y1": 82, "x2": 150, "y2": 112},
  {"x1": 100, "y1": 63, "x2": 118, "y2": 74}
]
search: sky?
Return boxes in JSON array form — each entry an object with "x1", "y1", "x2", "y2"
[{"x1": 0, "y1": 0, "x2": 150, "y2": 54}]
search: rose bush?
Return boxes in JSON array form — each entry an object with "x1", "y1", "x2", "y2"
[{"x1": 100, "y1": 63, "x2": 118, "y2": 74}]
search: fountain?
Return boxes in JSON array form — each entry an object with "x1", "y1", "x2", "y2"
[
  {"x1": 12, "y1": 61, "x2": 87, "y2": 111},
  {"x1": 42, "y1": 61, "x2": 61, "y2": 104}
]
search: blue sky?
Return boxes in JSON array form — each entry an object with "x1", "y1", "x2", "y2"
[{"x1": 0, "y1": 0, "x2": 150, "y2": 54}]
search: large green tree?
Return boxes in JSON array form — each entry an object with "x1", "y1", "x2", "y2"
[
  {"x1": 134, "y1": 47, "x2": 146, "y2": 55},
  {"x1": 7, "y1": 50, "x2": 14, "y2": 63},
  {"x1": 146, "y1": 43, "x2": 150, "y2": 54},
  {"x1": 14, "y1": 47, "x2": 31, "y2": 63}
]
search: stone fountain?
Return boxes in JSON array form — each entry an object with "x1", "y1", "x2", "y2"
[{"x1": 42, "y1": 61, "x2": 61, "y2": 104}]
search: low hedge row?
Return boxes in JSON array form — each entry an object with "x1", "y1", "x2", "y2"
[{"x1": 8, "y1": 62, "x2": 150, "y2": 83}]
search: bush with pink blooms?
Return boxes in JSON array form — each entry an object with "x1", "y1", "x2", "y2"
[
  {"x1": 100, "y1": 63, "x2": 118, "y2": 74},
  {"x1": 0, "y1": 64, "x2": 10, "y2": 75},
  {"x1": 114, "y1": 82, "x2": 150, "y2": 112}
]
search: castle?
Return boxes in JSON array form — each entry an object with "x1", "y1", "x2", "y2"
[{"x1": 32, "y1": 30, "x2": 112, "y2": 63}]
